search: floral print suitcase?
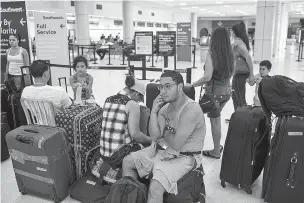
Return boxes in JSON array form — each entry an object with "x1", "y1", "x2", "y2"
[{"x1": 55, "y1": 105, "x2": 102, "y2": 179}]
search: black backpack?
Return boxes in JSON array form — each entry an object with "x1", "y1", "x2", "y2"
[
  {"x1": 164, "y1": 167, "x2": 206, "y2": 203},
  {"x1": 104, "y1": 176, "x2": 148, "y2": 203},
  {"x1": 258, "y1": 75, "x2": 304, "y2": 120}
]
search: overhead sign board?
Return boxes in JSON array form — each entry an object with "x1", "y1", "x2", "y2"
[
  {"x1": 0, "y1": 1, "x2": 30, "y2": 83},
  {"x1": 34, "y1": 12, "x2": 70, "y2": 85},
  {"x1": 135, "y1": 31, "x2": 153, "y2": 55},
  {"x1": 156, "y1": 31, "x2": 176, "y2": 57},
  {"x1": 177, "y1": 22, "x2": 191, "y2": 62}
]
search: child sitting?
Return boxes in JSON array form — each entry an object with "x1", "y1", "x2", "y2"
[
  {"x1": 253, "y1": 60, "x2": 272, "y2": 106},
  {"x1": 69, "y1": 56, "x2": 96, "y2": 105}
]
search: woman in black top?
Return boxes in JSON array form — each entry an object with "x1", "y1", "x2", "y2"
[
  {"x1": 192, "y1": 27, "x2": 234, "y2": 159},
  {"x1": 231, "y1": 22, "x2": 255, "y2": 110}
]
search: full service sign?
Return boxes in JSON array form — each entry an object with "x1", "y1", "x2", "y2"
[
  {"x1": 177, "y1": 22, "x2": 191, "y2": 62},
  {"x1": 34, "y1": 12, "x2": 70, "y2": 86},
  {"x1": 156, "y1": 31, "x2": 176, "y2": 56},
  {"x1": 0, "y1": 1, "x2": 30, "y2": 82},
  {"x1": 135, "y1": 32, "x2": 153, "y2": 55},
  {"x1": 34, "y1": 12, "x2": 69, "y2": 65}
]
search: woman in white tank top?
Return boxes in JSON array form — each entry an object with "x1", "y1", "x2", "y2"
[{"x1": 5, "y1": 34, "x2": 29, "y2": 81}]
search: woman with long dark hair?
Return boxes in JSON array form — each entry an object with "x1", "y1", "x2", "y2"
[
  {"x1": 231, "y1": 21, "x2": 254, "y2": 110},
  {"x1": 192, "y1": 27, "x2": 234, "y2": 159}
]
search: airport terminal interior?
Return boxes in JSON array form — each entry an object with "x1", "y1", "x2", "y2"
[{"x1": 1, "y1": 0, "x2": 304, "y2": 203}]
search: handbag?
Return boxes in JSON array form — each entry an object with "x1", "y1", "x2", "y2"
[
  {"x1": 233, "y1": 44, "x2": 250, "y2": 74},
  {"x1": 198, "y1": 86, "x2": 217, "y2": 114}
]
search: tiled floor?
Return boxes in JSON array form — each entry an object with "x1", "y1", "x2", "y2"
[{"x1": 1, "y1": 44, "x2": 303, "y2": 203}]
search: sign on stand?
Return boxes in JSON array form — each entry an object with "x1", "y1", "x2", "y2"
[
  {"x1": 156, "y1": 31, "x2": 176, "y2": 56},
  {"x1": 135, "y1": 32, "x2": 153, "y2": 55},
  {"x1": 177, "y1": 22, "x2": 191, "y2": 62},
  {"x1": 34, "y1": 12, "x2": 70, "y2": 86},
  {"x1": 0, "y1": 1, "x2": 30, "y2": 83}
]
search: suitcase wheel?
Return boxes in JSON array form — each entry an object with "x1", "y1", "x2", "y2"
[
  {"x1": 244, "y1": 185, "x2": 252, "y2": 194},
  {"x1": 220, "y1": 179, "x2": 226, "y2": 188},
  {"x1": 20, "y1": 191, "x2": 26, "y2": 195}
]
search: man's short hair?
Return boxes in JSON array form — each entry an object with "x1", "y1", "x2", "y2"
[
  {"x1": 260, "y1": 60, "x2": 272, "y2": 70},
  {"x1": 30, "y1": 60, "x2": 49, "y2": 78},
  {"x1": 160, "y1": 70, "x2": 184, "y2": 85}
]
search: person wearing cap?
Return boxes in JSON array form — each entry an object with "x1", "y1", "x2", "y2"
[{"x1": 99, "y1": 75, "x2": 151, "y2": 168}]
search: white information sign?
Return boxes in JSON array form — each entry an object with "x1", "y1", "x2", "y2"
[
  {"x1": 135, "y1": 32, "x2": 153, "y2": 55},
  {"x1": 34, "y1": 12, "x2": 70, "y2": 85}
]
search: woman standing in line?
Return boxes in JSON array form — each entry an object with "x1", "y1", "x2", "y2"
[
  {"x1": 230, "y1": 22, "x2": 255, "y2": 111},
  {"x1": 192, "y1": 27, "x2": 234, "y2": 159},
  {"x1": 5, "y1": 33, "x2": 30, "y2": 83}
]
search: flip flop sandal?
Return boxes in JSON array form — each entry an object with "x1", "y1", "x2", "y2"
[{"x1": 203, "y1": 145, "x2": 224, "y2": 159}]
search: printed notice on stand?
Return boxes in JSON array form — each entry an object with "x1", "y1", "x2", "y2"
[
  {"x1": 135, "y1": 31, "x2": 153, "y2": 55},
  {"x1": 34, "y1": 12, "x2": 69, "y2": 65},
  {"x1": 34, "y1": 12, "x2": 70, "y2": 86},
  {"x1": 177, "y1": 22, "x2": 191, "y2": 62},
  {"x1": 156, "y1": 31, "x2": 176, "y2": 56}
]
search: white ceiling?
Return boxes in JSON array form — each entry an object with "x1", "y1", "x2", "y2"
[{"x1": 141, "y1": 0, "x2": 304, "y2": 18}]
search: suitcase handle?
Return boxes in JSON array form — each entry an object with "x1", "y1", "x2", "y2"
[
  {"x1": 286, "y1": 152, "x2": 298, "y2": 188},
  {"x1": 16, "y1": 134, "x2": 34, "y2": 145},
  {"x1": 24, "y1": 129, "x2": 38, "y2": 134}
]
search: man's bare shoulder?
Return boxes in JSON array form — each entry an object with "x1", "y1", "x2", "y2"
[{"x1": 181, "y1": 102, "x2": 203, "y2": 119}]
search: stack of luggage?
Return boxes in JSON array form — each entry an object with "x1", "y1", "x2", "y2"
[
  {"x1": 259, "y1": 76, "x2": 304, "y2": 203},
  {"x1": 220, "y1": 75, "x2": 304, "y2": 203}
]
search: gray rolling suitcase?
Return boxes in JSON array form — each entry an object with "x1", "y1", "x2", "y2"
[
  {"x1": 262, "y1": 116, "x2": 304, "y2": 203},
  {"x1": 6, "y1": 125, "x2": 74, "y2": 203}
]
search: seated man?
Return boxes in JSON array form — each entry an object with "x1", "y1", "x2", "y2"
[
  {"x1": 21, "y1": 60, "x2": 72, "y2": 113},
  {"x1": 122, "y1": 70, "x2": 206, "y2": 203}
]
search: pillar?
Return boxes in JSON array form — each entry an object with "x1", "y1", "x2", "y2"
[
  {"x1": 123, "y1": 0, "x2": 134, "y2": 44},
  {"x1": 75, "y1": 1, "x2": 91, "y2": 45},
  {"x1": 254, "y1": 1, "x2": 276, "y2": 62},
  {"x1": 272, "y1": 1, "x2": 282, "y2": 57},
  {"x1": 279, "y1": 3, "x2": 289, "y2": 52},
  {"x1": 191, "y1": 13, "x2": 197, "y2": 42}
]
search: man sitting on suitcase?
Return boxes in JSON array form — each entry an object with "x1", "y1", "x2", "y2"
[
  {"x1": 122, "y1": 70, "x2": 206, "y2": 203},
  {"x1": 21, "y1": 60, "x2": 72, "y2": 113}
]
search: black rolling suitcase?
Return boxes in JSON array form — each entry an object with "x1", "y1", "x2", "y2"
[
  {"x1": 1, "y1": 112, "x2": 10, "y2": 161},
  {"x1": 6, "y1": 125, "x2": 74, "y2": 203},
  {"x1": 146, "y1": 83, "x2": 195, "y2": 111},
  {"x1": 262, "y1": 116, "x2": 304, "y2": 203},
  {"x1": 220, "y1": 105, "x2": 269, "y2": 194}
]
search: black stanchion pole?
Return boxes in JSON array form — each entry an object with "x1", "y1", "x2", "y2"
[
  {"x1": 81, "y1": 47, "x2": 84, "y2": 56},
  {"x1": 72, "y1": 44, "x2": 75, "y2": 60},
  {"x1": 142, "y1": 56, "x2": 146, "y2": 80},
  {"x1": 296, "y1": 42, "x2": 302, "y2": 62},
  {"x1": 186, "y1": 68, "x2": 192, "y2": 84},
  {"x1": 121, "y1": 44, "x2": 126, "y2": 65},
  {"x1": 150, "y1": 53, "x2": 155, "y2": 67},
  {"x1": 68, "y1": 43, "x2": 71, "y2": 65},
  {"x1": 129, "y1": 65, "x2": 135, "y2": 75},
  {"x1": 301, "y1": 42, "x2": 304, "y2": 59},
  {"x1": 77, "y1": 45, "x2": 80, "y2": 56},
  {"x1": 107, "y1": 45, "x2": 113, "y2": 65},
  {"x1": 164, "y1": 55, "x2": 168, "y2": 68},
  {"x1": 128, "y1": 53, "x2": 131, "y2": 67},
  {"x1": 191, "y1": 45, "x2": 197, "y2": 68},
  {"x1": 93, "y1": 44, "x2": 97, "y2": 64},
  {"x1": 174, "y1": 45, "x2": 177, "y2": 70}
]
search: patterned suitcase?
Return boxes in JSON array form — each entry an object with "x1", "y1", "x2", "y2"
[
  {"x1": 5, "y1": 125, "x2": 74, "y2": 203},
  {"x1": 55, "y1": 105, "x2": 103, "y2": 179}
]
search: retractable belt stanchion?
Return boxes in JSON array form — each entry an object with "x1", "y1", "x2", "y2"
[
  {"x1": 121, "y1": 44, "x2": 127, "y2": 65},
  {"x1": 150, "y1": 53, "x2": 156, "y2": 67},
  {"x1": 296, "y1": 42, "x2": 302, "y2": 62},
  {"x1": 107, "y1": 44, "x2": 113, "y2": 65},
  {"x1": 164, "y1": 55, "x2": 168, "y2": 68},
  {"x1": 301, "y1": 42, "x2": 304, "y2": 59},
  {"x1": 142, "y1": 56, "x2": 147, "y2": 80},
  {"x1": 191, "y1": 45, "x2": 197, "y2": 68},
  {"x1": 174, "y1": 46, "x2": 177, "y2": 70},
  {"x1": 93, "y1": 44, "x2": 97, "y2": 64},
  {"x1": 81, "y1": 47, "x2": 84, "y2": 56},
  {"x1": 77, "y1": 45, "x2": 80, "y2": 56}
]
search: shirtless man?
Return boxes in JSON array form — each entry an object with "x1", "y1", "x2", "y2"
[{"x1": 122, "y1": 70, "x2": 206, "y2": 203}]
